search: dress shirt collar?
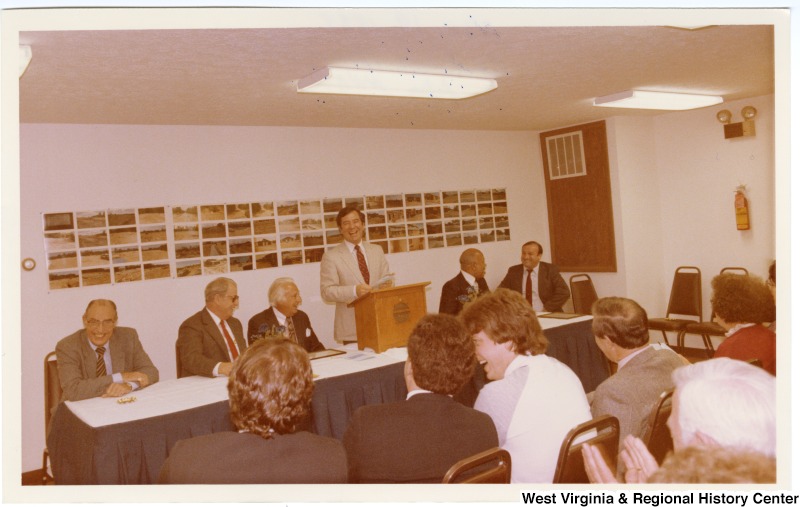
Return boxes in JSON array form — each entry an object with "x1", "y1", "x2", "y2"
[
  {"x1": 461, "y1": 270, "x2": 477, "y2": 287},
  {"x1": 205, "y1": 307, "x2": 225, "y2": 327},
  {"x1": 271, "y1": 306, "x2": 288, "y2": 326},
  {"x1": 617, "y1": 345, "x2": 649, "y2": 370},
  {"x1": 344, "y1": 240, "x2": 363, "y2": 254},
  {"x1": 406, "y1": 388, "x2": 433, "y2": 400},
  {"x1": 725, "y1": 322, "x2": 756, "y2": 337},
  {"x1": 85, "y1": 334, "x2": 110, "y2": 353}
]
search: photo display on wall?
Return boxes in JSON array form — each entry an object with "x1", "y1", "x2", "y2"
[{"x1": 41, "y1": 189, "x2": 510, "y2": 289}]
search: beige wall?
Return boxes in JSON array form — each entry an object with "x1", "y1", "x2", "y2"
[{"x1": 17, "y1": 94, "x2": 777, "y2": 472}]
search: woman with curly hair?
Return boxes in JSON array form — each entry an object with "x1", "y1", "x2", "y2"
[
  {"x1": 159, "y1": 339, "x2": 346, "y2": 483},
  {"x1": 711, "y1": 273, "x2": 776, "y2": 375}
]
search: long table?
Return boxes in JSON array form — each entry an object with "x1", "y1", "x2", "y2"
[{"x1": 46, "y1": 316, "x2": 606, "y2": 485}]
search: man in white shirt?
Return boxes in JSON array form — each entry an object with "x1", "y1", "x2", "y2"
[
  {"x1": 461, "y1": 288, "x2": 591, "y2": 483},
  {"x1": 247, "y1": 277, "x2": 325, "y2": 352},
  {"x1": 177, "y1": 277, "x2": 246, "y2": 377},
  {"x1": 319, "y1": 205, "x2": 392, "y2": 343},
  {"x1": 498, "y1": 241, "x2": 570, "y2": 312}
]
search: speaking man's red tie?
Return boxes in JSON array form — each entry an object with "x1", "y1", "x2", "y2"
[{"x1": 355, "y1": 245, "x2": 370, "y2": 285}]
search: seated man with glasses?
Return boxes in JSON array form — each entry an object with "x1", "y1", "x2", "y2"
[
  {"x1": 56, "y1": 299, "x2": 159, "y2": 401},
  {"x1": 177, "y1": 277, "x2": 247, "y2": 378}
]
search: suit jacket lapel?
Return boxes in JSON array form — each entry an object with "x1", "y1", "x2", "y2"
[
  {"x1": 79, "y1": 330, "x2": 97, "y2": 379},
  {"x1": 202, "y1": 309, "x2": 230, "y2": 359},
  {"x1": 108, "y1": 329, "x2": 125, "y2": 374},
  {"x1": 340, "y1": 242, "x2": 365, "y2": 284}
]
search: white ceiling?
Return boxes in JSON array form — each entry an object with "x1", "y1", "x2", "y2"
[{"x1": 18, "y1": 23, "x2": 774, "y2": 131}]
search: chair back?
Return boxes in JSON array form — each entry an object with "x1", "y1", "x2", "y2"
[
  {"x1": 569, "y1": 274, "x2": 599, "y2": 315},
  {"x1": 44, "y1": 351, "x2": 62, "y2": 436},
  {"x1": 553, "y1": 415, "x2": 619, "y2": 483},
  {"x1": 720, "y1": 266, "x2": 748, "y2": 275},
  {"x1": 747, "y1": 358, "x2": 763, "y2": 369},
  {"x1": 175, "y1": 341, "x2": 184, "y2": 378},
  {"x1": 642, "y1": 389, "x2": 674, "y2": 464},
  {"x1": 442, "y1": 447, "x2": 512, "y2": 484},
  {"x1": 665, "y1": 266, "x2": 702, "y2": 320}
]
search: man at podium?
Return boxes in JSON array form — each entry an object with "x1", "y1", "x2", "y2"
[{"x1": 320, "y1": 205, "x2": 393, "y2": 344}]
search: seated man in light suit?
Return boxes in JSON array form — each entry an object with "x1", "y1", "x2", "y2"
[
  {"x1": 177, "y1": 277, "x2": 247, "y2": 378},
  {"x1": 56, "y1": 299, "x2": 158, "y2": 401},
  {"x1": 439, "y1": 248, "x2": 490, "y2": 316},
  {"x1": 343, "y1": 314, "x2": 498, "y2": 483},
  {"x1": 589, "y1": 297, "x2": 686, "y2": 450},
  {"x1": 320, "y1": 205, "x2": 392, "y2": 344},
  {"x1": 247, "y1": 277, "x2": 325, "y2": 352},
  {"x1": 499, "y1": 240, "x2": 570, "y2": 312}
]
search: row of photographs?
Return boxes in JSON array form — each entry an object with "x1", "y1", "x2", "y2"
[
  {"x1": 47, "y1": 228, "x2": 511, "y2": 290},
  {"x1": 42, "y1": 188, "x2": 507, "y2": 232}
]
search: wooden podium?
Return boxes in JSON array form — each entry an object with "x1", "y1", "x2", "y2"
[{"x1": 348, "y1": 281, "x2": 430, "y2": 353}]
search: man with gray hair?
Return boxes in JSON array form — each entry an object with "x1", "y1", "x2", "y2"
[
  {"x1": 177, "y1": 277, "x2": 247, "y2": 378},
  {"x1": 247, "y1": 277, "x2": 324, "y2": 352},
  {"x1": 56, "y1": 299, "x2": 159, "y2": 401},
  {"x1": 584, "y1": 357, "x2": 776, "y2": 484}
]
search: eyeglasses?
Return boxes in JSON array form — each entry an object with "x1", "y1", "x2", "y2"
[
  {"x1": 86, "y1": 319, "x2": 116, "y2": 328},
  {"x1": 224, "y1": 295, "x2": 240, "y2": 303}
]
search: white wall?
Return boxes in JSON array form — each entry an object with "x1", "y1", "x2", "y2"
[
  {"x1": 19, "y1": 124, "x2": 547, "y2": 471},
  {"x1": 18, "y1": 94, "x2": 776, "y2": 472}
]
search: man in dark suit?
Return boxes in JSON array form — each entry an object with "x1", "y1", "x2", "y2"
[
  {"x1": 247, "y1": 277, "x2": 325, "y2": 352},
  {"x1": 343, "y1": 314, "x2": 498, "y2": 483},
  {"x1": 177, "y1": 277, "x2": 247, "y2": 378},
  {"x1": 56, "y1": 299, "x2": 159, "y2": 401},
  {"x1": 499, "y1": 240, "x2": 570, "y2": 312},
  {"x1": 439, "y1": 248, "x2": 490, "y2": 315},
  {"x1": 589, "y1": 297, "x2": 686, "y2": 450}
]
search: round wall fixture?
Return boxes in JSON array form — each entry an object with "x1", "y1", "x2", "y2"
[{"x1": 22, "y1": 258, "x2": 36, "y2": 271}]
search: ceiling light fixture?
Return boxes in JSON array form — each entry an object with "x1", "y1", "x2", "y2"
[
  {"x1": 593, "y1": 90, "x2": 723, "y2": 111},
  {"x1": 19, "y1": 45, "x2": 32, "y2": 78},
  {"x1": 297, "y1": 67, "x2": 497, "y2": 100}
]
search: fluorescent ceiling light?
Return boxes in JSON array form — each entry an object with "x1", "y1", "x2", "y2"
[
  {"x1": 297, "y1": 67, "x2": 497, "y2": 100},
  {"x1": 593, "y1": 90, "x2": 723, "y2": 110}
]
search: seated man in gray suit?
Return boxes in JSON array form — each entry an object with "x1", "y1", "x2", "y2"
[
  {"x1": 438, "y1": 248, "x2": 490, "y2": 316},
  {"x1": 499, "y1": 240, "x2": 569, "y2": 312},
  {"x1": 177, "y1": 277, "x2": 247, "y2": 378},
  {"x1": 343, "y1": 314, "x2": 498, "y2": 483},
  {"x1": 590, "y1": 297, "x2": 686, "y2": 448},
  {"x1": 247, "y1": 277, "x2": 325, "y2": 352},
  {"x1": 56, "y1": 299, "x2": 159, "y2": 401}
]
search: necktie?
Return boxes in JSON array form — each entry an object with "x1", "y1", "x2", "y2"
[
  {"x1": 525, "y1": 270, "x2": 533, "y2": 306},
  {"x1": 355, "y1": 245, "x2": 370, "y2": 285},
  {"x1": 220, "y1": 320, "x2": 239, "y2": 361},
  {"x1": 95, "y1": 346, "x2": 107, "y2": 377},
  {"x1": 286, "y1": 317, "x2": 298, "y2": 343}
]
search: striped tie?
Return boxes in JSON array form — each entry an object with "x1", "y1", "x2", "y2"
[
  {"x1": 95, "y1": 346, "x2": 107, "y2": 377},
  {"x1": 355, "y1": 245, "x2": 370, "y2": 285},
  {"x1": 220, "y1": 320, "x2": 239, "y2": 361}
]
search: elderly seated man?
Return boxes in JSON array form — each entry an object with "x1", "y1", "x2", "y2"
[
  {"x1": 248, "y1": 277, "x2": 325, "y2": 352},
  {"x1": 583, "y1": 357, "x2": 776, "y2": 484},
  {"x1": 56, "y1": 299, "x2": 158, "y2": 401}
]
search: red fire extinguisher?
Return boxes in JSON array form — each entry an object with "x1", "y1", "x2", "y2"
[{"x1": 734, "y1": 185, "x2": 750, "y2": 231}]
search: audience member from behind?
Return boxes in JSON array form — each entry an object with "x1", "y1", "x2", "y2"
[
  {"x1": 647, "y1": 446, "x2": 775, "y2": 484},
  {"x1": 439, "y1": 248, "x2": 491, "y2": 315},
  {"x1": 56, "y1": 299, "x2": 159, "y2": 401},
  {"x1": 589, "y1": 297, "x2": 685, "y2": 448},
  {"x1": 711, "y1": 273, "x2": 776, "y2": 375},
  {"x1": 461, "y1": 288, "x2": 591, "y2": 483},
  {"x1": 247, "y1": 277, "x2": 325, "y2": 352},
  {"x1": 177, "y1": 277, "x2": 247, "y2": 378},
  {"x1": 343, "y1": 314, "x2": 498, "y2": 483},
  {"x1": 159, "y1": 339, "x2": 347, "y2": 484},
  {"x1": 583, "y1": 358, "x2": 776, "y2": 484},
  {"x1": 499, "y1": 241, "x2": 570, "y2": 312}
]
